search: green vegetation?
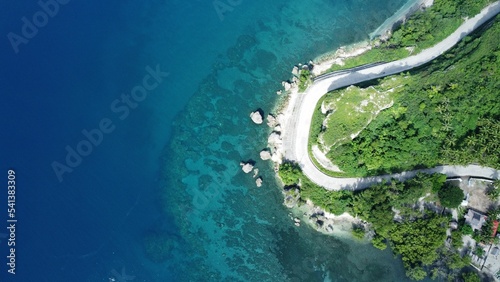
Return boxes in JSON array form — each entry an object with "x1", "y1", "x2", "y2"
[
  {"x1": 278, "y1": 162, "x2": 301, "y2": 186},
  {"x1": 451, "y1": 230, "x2": 464, "y2": 249},
  {"x1": 391, "y1": 215, "x2": 447, "y2": 266},
  {"x1": 487, "y1": 180, "x2": 500, "y2": 200},
  {"x1": 328, "y1": 47, "x2": 411, "y2": 72},
  {"x1": 278, "y1": 162, "x2": 352, "y2": 215},
  {"x1": 462, "y1": 272, "x2": 481, "y2": 282},
  {"x1": 475, "y1": 246, "x2": 485, "y2": 258},
  {"x1": 326, "y1": 0, "x2": 493, "y2": 73},
  {"x1": 278, "y1": 163, "x2": 472, "y2": 280},
  {"x1": 461, "y1": 224, "x2": 473, "y2": 235},
  {"x1": 473, "y1": 215, "x2": 496, "y2": 243},
  {"x1": 316, "y1": 16, "x2": 500, "y2": 177},
  {"x1": 351, "y1": 225, "x2": 366, "y2": 240},
  {"x1": 311, "y1": 77, "x2": 399, "y2": 150},
  {"x1": 298, "y1": 69, "x2": 311, "y2": 92},
  {"x1": 438, "y1": 183, "x2": 464, "y2": 208},
  {"x1": 280, "y1": 1, "x2": 499, "y2": 280}
]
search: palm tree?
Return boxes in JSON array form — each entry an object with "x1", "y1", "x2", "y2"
[
  {"x1": 435, "y1": 105, "x2": 445, "y2": 114},
  {"x1": 443, "y1": 113, "x2": 452, "y2": 123},
  {"x1": 442, "y1": 122, "x2": 452, "y2": 132},
  {"x1": 465, "y1": 136, "x2": 477, "y2": 148},
  {"x1": 444, "y1": 138, "x2": 456, "y2": 148}
]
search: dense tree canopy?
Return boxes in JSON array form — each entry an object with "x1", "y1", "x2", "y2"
[
  {"x1": 390, "y1": 215, "x2": 447, "y2": 267},
  {"x1": 323, "y1": 17, "x2": 500, "y2": 177},
  {"x1": 282, "y1": 1, "x2": 498, "y2": 280},
  {"x1": 438, "y1": 183, "x2": 464, "y2": 208}
]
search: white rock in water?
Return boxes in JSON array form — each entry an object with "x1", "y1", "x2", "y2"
[
  {"x1": 256, "y1": 177, "x2": 263, "y2": 187},
  {"x1": 292, "y1": 66, "x2": 299, "y2": 76},
  {"x1": 253, "y1": 168, "x2": 259, "y2": 178},
  {"x1": 260, "y1": 150, "x2": 272, "y2": 160},
  {"x1": 267, "y1": 114, "x2": 277, "y2": 127},
  {"x1": 240, "y1": 162, "x2": 254, "y2": 173},
  {"x1": 250, "y1": 111, "x2": 263, "y2": 124},
  {"x1": 268, "y1": 132, "x2": 281, "y2": 144},
  {"x1": 282, "y1": 81, "x2": 291, "y2": 91},
  {"x1": 271, "y1": 152, "x2": 283, "y2": 164}
]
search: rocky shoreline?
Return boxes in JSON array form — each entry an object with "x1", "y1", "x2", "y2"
[{"x1": 242, "y1": 0, "x2": 436, "y2": 236}]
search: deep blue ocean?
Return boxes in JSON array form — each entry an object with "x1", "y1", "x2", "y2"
[{"x1": 1, "y1": 0, "x2": 420, "y2": 281}]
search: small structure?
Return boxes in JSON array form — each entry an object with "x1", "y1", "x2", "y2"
[
  {"x1": 491, "y1": 247, "x2": 500, "y2": 257},
  {"x1": 461, "y1": 192, "x2": 470, "y2": 207},
  {"x1": 492, "y1": 220, "x2": 499, "y2": 238},
  {"x1": 465, "y1": 209, "x2": 487, "y2": 231},
  {"x1": 450, "y1": 221, "x2": 458, "y2": 230}
]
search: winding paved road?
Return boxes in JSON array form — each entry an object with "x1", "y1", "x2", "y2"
[{"x1": 282, "y1": 2, "x2": 500, "y2": 191}]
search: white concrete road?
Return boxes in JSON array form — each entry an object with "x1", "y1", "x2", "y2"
[{"x1": 282, "y1": 2, "x2": 500, "y2": 190}]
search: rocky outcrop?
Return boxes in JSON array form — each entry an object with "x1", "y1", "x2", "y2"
[
  {"x1": 282, "y1": 81, "x2": 292, "y2": 91},
  {"x1": 283, "y1": 188, "x2": 300, "y2": 208},
  {"x1": 293, "y1": 217, "x2": 301, "y2": 227},
  {"x1": 260, "y1": 149, "x2": 272, "y2": 160},
  {"x1": 256, "y1": 177, "x2": 263, "y2": 187},
  {"x1": 240, "y1": 161, "x2": 254, "y2": 173},
  {"x1": 266, "y1": 114, "x2": 278, "y2": 128},
  {"x1": 271, "y1": 151, "x2": 283, "y2": 164},
  {"x1": 250, "y1": 110, "x2": 263, "y2": 124},
  {"x1": 267, "y1": 132, "x2": 282, "y2": 145}
]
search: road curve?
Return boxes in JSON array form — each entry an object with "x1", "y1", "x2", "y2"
[{"x1": 282, "y1": 2, "x2": 500, "y2": 191}]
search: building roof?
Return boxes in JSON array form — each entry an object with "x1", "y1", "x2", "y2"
[
  {"x1": 492, "y1": 247, "x2": 500, "y2": 256},
  {"x1": 493, "y1": 220, "x2": 499, "y2": 238},
  {"x1": 466, "y1": 209, "x2": 487, "y2": 230},
  {"x1": 472, "y1": 213, "x2": 482, "y2": 226}
]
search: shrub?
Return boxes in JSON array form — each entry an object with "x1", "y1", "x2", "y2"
[
  {"x1": 462, "y1": 272, "x2": 480, "y2": 282},
  {"x1": 352, "y1": 226, "x2": 365, "y2": 240},
  {"x1": 438, "y1": 184, "x2": 464, "y2": 208},
  {"x1": 461, "y1": 224, "x2": 473, "y2": 235}
]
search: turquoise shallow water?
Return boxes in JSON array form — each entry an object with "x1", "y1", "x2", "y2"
[
  {"x1": 160, "y1": 0, "x2": 421, "y2": 281},
  {"x1": 0, "y1": 0, "x2": 425, "y2": 281}
]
